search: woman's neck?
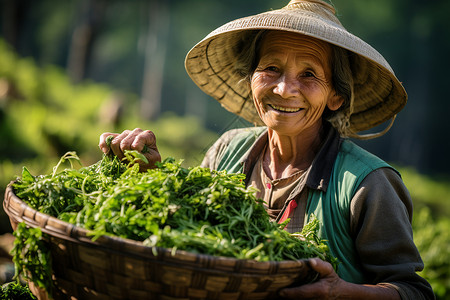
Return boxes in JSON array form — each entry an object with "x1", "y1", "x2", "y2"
[{"x1": 264, "y1": 124, "x2": 324, "y2": 180}]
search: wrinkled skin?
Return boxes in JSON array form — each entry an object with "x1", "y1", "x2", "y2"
[{"x1": 250, "y1": 31, "x2": 343, "y2": 179}]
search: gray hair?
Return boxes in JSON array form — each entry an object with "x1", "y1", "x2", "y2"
[{"x1": 233, "y1": 30, "x2": 354, "y2": 137}]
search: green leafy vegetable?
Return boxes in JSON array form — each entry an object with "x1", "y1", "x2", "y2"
[
  {"x1": 11, "y1": 223, "x2": 52, "y2": 297},
  {"x1": 0, "y1": 281, "x2": 37, "y2": 300},
  {"x1": 11, "y1": 151, "x2": 339, "y2": 294}
]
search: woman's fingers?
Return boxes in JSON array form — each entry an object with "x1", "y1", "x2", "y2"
[
  {"x1": 131, "y1": 130, "x2": 161, "y2": 170},
  {"x1": 99, "y1": 132, "x2": 119, "y2": 154},
  {"x1": 308, "y1": 257, "x2": 335, "y2": 276},
  {"x1": 110, "y1": 129, "x2": 132, "y2": 159},
  {"x1": 130, "y1": 130, "x2": 156, "y2": 152},
  {"x1": 278, "y1": 258, "x2": 341, "y2": 299},
  {"x1": 98, "y1": 129, "x2": 161, "y2": 170}
]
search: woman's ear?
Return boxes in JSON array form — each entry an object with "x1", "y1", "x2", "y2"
[{"x1": 327, "y1": 93, "x2": 344, "y2": 111}]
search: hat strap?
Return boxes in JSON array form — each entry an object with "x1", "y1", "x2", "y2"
[{"x1": 349, "y1": 115, "x2": 397, "y2": 140}]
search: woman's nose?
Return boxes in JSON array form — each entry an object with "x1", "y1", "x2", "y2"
[{"x1": 273, "y1": 75, "x2": 300, "y2": 98}]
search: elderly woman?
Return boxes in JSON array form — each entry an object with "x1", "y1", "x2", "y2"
[{"x1": 99, "y1": 0, "x2": 434, "y2": 299}]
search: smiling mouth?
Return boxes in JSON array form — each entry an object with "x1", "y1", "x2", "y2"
[{"x1": 269, "y1": 104, "x2": 302, "y2": 113}]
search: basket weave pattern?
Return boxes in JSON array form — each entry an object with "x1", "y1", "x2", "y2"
[{"x1": 3, "y1": 184, "x2": 312, "y2": 300}]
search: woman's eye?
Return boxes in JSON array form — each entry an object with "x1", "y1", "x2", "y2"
[
  {"x1": 265, "y1": 66, "x2": 279, "y2": 72},
  {"x1": 304, "y1": 71, "x2": 315, "y2": 77}
]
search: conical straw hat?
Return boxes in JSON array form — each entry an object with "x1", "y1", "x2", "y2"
[{"x1": 185, "y1": 0, "x2": 407, "y2": 134}]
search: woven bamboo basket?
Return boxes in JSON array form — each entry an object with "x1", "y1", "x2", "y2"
[{"x1": 3, "y1": 183, "x2": 315, "y2": 300}]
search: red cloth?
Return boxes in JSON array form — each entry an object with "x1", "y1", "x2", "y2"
[{"x1": 278, "y1": 199, "x2": 297, "y2": 224}]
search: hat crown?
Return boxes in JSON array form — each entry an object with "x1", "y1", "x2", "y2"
[{"x1": 284, "y1": 0, "x2": 341, "y2": 27}]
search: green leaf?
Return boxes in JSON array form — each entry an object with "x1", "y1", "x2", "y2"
[{"x1": 21, "y1": 167, "x2": 34, "y2": 183}]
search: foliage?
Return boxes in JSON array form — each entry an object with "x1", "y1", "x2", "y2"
[
  {"x1": 0, "y1": 281, "x2": 36, "y2": 300},
  {"x1": 396, "y1": 165, "x2": 450, "y2": 298},
  {"x1": 13, "y1": 152, "x2": 337, "y2": 266},
  {"x1": 0, "y1": 40, "x2": 111, "y2": 161},
  {"x1": 11, "y1": 223, "x2": 52, "y2": 297},
  {"x1": 413, "y1": 207, "x2": 450, "y2": 299},
  {"x1": 397, "y1": 166, "x2": 450, "y2": 218},
  {"x1": 0, "y1": 39, "x2": 217, "y2": 204}
]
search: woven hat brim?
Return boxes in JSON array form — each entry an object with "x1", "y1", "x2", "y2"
[{"x1": 185, "y1": 6, "x2": 407, "y2": 133}]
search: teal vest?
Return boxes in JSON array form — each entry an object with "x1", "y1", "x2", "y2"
[
  {"x1": 305, "y1": 140, "x2": 391, "y2": 283},
  {"x1": 217, "y1": 127, "x2": 266, "y2": 173},
  {"x1": 216, "y1": 127, "x2": 393, "y2": 283}
]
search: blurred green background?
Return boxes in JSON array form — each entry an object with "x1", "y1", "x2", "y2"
[{"x1": 0, "y1": 0, "x2": 449, "y2": 298}]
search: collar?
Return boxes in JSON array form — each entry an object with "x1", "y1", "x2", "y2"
[
  {"x1": 305, "y1": 123, "x2": 341, "y2": 191},
  {"x1": 241, "y1": 122, "x2": 341, "y2": 192}
]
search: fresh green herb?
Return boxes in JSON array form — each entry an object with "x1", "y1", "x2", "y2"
[
  {"x1": 0, "y1": 281, "x2": 37, "y2": 300},
  {"x1": 11, "y1": 223, "x2": 52, "y2": 297},
  {"x1": 105, "y1": 135, "x2": 114, "y2": 148},
  {"x1": 11, "y1": 151, "x2": 339, "y2": 294}
]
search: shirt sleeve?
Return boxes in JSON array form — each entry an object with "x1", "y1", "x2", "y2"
[
  {"x1": 350, "y1": 167, "x2": 435, "y2": 300},
  {"x1": 200, "y1": 128, "x2": 242, "y2": 170}
]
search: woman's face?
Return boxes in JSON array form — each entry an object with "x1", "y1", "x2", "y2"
[{"x1": 251, "y1": 31, "x2": 343, "y2": 137}]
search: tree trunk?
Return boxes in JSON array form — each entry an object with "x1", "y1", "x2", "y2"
[
  {"x1": 1, "y1": 0, "x2": 20, "y2": 49},
  {"x1": 67, "y1": 0, "x2": 106, "y2": 83},
  {"x1": 139, "y1": 0, "x2": 170, "y2": 120}
]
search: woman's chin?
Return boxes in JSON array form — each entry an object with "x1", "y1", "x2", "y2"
[{"x1": 264, "y1": 121, "x2": 304, "y2": 136}]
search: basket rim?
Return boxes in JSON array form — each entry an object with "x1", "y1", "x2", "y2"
[{"x1": 3, "y1": 181, "x2": 311, "y2": 276}]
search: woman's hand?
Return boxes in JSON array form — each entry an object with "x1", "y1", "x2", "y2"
[
  {"x1": 99, "y1": 128, "x2": 161, "y2": 171},
  {"x1": 279, "y1": 258, "x2": 400, "y2": 299},
  {"x1": 279, "y1": 258, "x2": 342, "y2": 299}
]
